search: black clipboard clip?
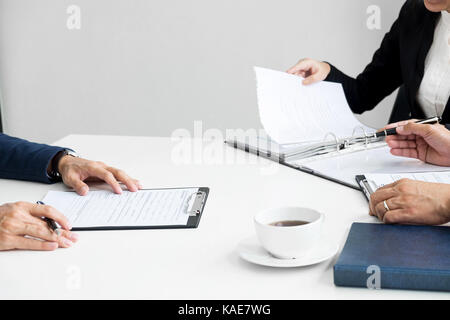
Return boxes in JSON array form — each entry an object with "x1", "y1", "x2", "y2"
[{"x1": 355, "y1": 175, "x2": 375, "y2": 201}]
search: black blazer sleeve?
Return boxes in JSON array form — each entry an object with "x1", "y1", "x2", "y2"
[
  {"x1": 0, "y1": 133, "x2": 64, "y2": 183},
  {"x1": 325, "y1": 3, "x2": 406, "y2": 114}
]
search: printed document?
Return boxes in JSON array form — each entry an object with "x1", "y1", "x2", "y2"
[
  {"x1": 42, "y1": 188, "x2": 199, "y2": 228},
  {"x1": 255, "y1": 67, "x2": 374, "y2": 144}
]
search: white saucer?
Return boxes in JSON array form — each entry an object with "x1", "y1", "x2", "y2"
[{"x1": 237, "y1": 236, "x2": 339, "y2": 268}]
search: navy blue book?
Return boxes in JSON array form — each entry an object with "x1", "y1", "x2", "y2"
[{"x1": 334, "y1": 223, "x2": 450, "y2": 292}]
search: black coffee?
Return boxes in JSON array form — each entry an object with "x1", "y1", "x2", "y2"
[{"x1": 269, "y1": 220, "x2": 309, "y2": 227}]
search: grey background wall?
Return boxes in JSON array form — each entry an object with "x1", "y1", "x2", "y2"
[{"x1": 0, "y1": 0, "x2": 404, "y2": 143}]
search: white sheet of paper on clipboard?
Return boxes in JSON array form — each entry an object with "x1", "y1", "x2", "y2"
[{"x1": 41, "y1": 187, "x2": 209, "y2": 230}]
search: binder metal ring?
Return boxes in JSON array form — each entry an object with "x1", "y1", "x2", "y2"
[
  {"x1": 323, "y1": 132, "x2": 340, "y2": 152},
  {"x1": 352, "y1": 126, "x2": 370, "y2": 147}
]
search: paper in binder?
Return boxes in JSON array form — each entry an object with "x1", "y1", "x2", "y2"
[
  {"x1": 251, "y1": 66, "x2": 386, "y2": 159},
  {"x1": 225, "y1": 67, "x2": 450, "y2": 189}
]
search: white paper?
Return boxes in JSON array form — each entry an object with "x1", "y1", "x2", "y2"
[
  {"x1": 42, "y1": 188, "x2": 199, "y2": 228},
  {"x1": 287, "y1": 146, "x2": 450, "y2": 188},
  {"x1": 255, "y1": 67, "x2": 374, "y2": 144},
  {"x1": 365, "y1": 171, "x2": 450, "y2": 191}
]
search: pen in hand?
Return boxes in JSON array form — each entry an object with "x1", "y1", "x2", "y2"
[
  {"x1": 375, "y1": 116, "x2": 441, "y2": 138},
  {"x1": 37, "y1": 201, "x2": 61, "y2": 236}
]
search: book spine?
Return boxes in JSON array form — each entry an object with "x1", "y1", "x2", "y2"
[{"x1": 334, "y1": 265, "x2": 450, "y2": 292}]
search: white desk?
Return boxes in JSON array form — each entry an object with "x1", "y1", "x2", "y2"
[{"x1": 0, "y1": 135, "x2": 448, "y2": 299}]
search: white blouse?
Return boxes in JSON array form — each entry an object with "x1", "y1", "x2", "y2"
[{"x1": 417, "y1": 11, "x2": 450, "y2": 117}]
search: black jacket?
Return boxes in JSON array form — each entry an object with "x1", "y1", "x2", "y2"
[{"x1": 325, "y1": 0, "x2": 449, "y2": 126}]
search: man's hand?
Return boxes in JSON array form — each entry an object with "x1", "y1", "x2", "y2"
[
  {"x1": 369, "y1": 179, "x2": 450, "y2": 225},
  {"x1": 0, "y1": 202, "x2": 78, "y2": 251},
  {"x1": 58, "y1": 156, "x2": 142, "y2": 196},
  {"x1": 385, "y1": 123, "x2": 450, "y2": 167}
]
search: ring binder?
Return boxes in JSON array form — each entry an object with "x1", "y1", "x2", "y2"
[
  {"x1": 225, "y1": 124, "x2": 387, "y2": 190},
  {"x1": 228, "y1": 127, "x2": 385, "y2": 165}
]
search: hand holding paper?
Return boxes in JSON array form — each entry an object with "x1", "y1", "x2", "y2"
[{"x1": 254, "y1": 67, "x2": 374, "y2": 144}]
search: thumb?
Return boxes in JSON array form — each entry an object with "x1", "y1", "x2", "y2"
[{"x1": 64, "y1": 174, "x2": 89, "y2": 196}]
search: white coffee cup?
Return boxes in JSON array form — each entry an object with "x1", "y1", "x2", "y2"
[{"x1": 254, "y1": 207, "x2": 324, "y2": 259}]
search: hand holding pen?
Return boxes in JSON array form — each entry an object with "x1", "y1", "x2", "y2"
[
  {"x1": 375, "y1": 117, "x2": 441, "y2": 138},
  {"x1": 383, "y1": 118, "x2": 450, "y2": 167},
  {"x1": 37, "y1": 201, "x2": 62, "y2": 236},
  {"x1": 0, "y1": 201, "x2": 78, "y2": 251},
  {"x1": 36, "y1": 201, "x2": 78, "y2": 249}
]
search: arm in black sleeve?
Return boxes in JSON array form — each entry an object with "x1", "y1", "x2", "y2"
[
  {"x1": 0, "y1": 133, "x2": 65, "y2": 183},
  {"x1": 324, "y1": 3, "x2": 406, "y2": 114}
]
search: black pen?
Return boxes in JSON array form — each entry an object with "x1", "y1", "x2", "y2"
[
  {"x1": 37, "y1": 201, "x2": 61, "y2": 236},
  {"x1": 375, "y1": 116, "x2": 441, "y2": 138}
]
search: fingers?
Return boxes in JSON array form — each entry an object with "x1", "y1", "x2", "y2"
[
  {"x1": 20, "y1": 223, "x2": 58, "y2": 242},
  {"x1": 19, "y1": 223, "x2": 75, "y2": 248},
  {"x1": 55, "y1": 229, "x2": 78, "y2": 247},
  {"x1": 373, "y1": 198, "x2": 401, "y2": 221},
  {"x1": 287, "y1": 59, "x2": 328, "y2": 85},
  {"x1": 396, "y1": 123, "x2": 442, "y2": 142},
  {"x1": 383, "y1": 209, "x2": 411, "y2": 224},
  {"x1": 28, "y1": 215, "x2": 79, "y2": 245},
  {"x1": 287, "y1": 59, "x2": 313, "y2": 75},
  {"x1": 390, "y1": 148, "x2": 419, "y2": 159},
  {"x1": 396, "y1": 123, "x2": 434, "y2": 138},
  {"x1": 59, "y1": 156, "x2": 141, "y2": 194},
  {"x1": 366, "y1": 179, "x2": 446, "y2": 225},
  {"x1": 373, "y1": 200, "x2": 388, "y2": 221},
  {"x1": 65, "y1": 173, "x2": 90, "y2": 196},
  {"x1": 28, "y1": 203, "x2": 71, "y2": 231},
  {"x1": 302, "y1": 74, "x2": 321, "y2": 85},
  {"x1": 385, "y1": 134, "x2": 416, "y2": 144},
  {"x1": 0, "y1": 202, "x2": 78, "y2": 251},
  {"x1": 28, "y1": 225, "x2": 76, "y2": 247},
  {"x1": 385, "y1": 131, "x2": 421, "y2": 160},
  {"x1": 378, "y1": 119, "x2": 417, "y2": 133},
  {"x1": 59, "y1": 229, "x2": 79, "y2": 244},
  {"x1": 18, "y1": 211, "x2": 48, "y2": 228},
  {"x1": 368, "y1": 179, "x2": 420, "y2": 224},
  {"x1": 87, "y1": 163, "x2": 140, "y2": 194},
  {"x1": 91, "y1": 168, "x2": 123, "y2": 194},
  {"x1": 369, "y1": 187, "x2": 397, "y2": 217},
  {"x1": 386, "y1": 139, "x2": 417, "y2": 149},
  {"x1": 371, "y1": 194, "x2": 410, "y2": 223},
  {"x1": 12, "y1": 236, "x2": 58, "y2": 251},
  {"x1": 108, "y1": 168, "x2": 140, "y2": 192}
]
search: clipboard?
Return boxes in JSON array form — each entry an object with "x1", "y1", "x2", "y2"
[
  {"x1": 42, "y1": 187, "x2": 209, "y2": 231},
  {"x1": 225, "y1": 139, "x2": 361, "y2": 190}
]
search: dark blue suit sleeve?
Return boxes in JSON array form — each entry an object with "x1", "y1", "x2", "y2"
[{"x1": 0, "y1": 133, "x2": 65, "y2": 184}]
